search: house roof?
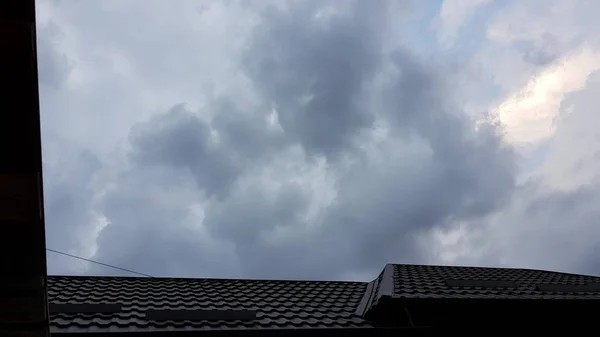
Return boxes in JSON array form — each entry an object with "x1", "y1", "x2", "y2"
[
  {"x1": 48, "y1": 263, "x2": 600, "y2": 334},
  {"x1": 47, "y1": 275, "x2": 372, "y2": 334},
  {"x1": 364, "y1": 263, "x2": 600, "y2": 304},
  {"x1": 358, "y1": 264, "x2": 600, "y2": 328}
]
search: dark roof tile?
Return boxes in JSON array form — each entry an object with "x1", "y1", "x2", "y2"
[
  {"x1": 49, "y1": 264, "x2": 600, "y2": 332},
  {"x1": 47, "y1": 276, "x2": 372, "y2": 333},
  {"x1": 392, "y1": 264, "x2": 600, "y2": 299}
]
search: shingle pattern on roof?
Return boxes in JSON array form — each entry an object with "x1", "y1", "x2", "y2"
[
  {"x1": 393, "y1": 264, "x2": 600, "y2": 299},
  {"x1": 47, "y1": 276, "x2": 372, "y2": 333}
]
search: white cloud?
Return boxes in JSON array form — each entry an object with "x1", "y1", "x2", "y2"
[
  {"x1": 486, "y1": 0, "x2": 589, "y2": 46},
  {"x1": 492, "y1": 46, "x2": 600, "y2": 146},
  {"x1": 436, "y1": 0, "x2": 492, "y2": 46}
]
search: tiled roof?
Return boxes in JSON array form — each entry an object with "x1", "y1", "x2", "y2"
[
  {"x1": 392, "y1": 264, "x2": 600, "y2": 300},
  {"x1": 48, "y1": 264, "x2": 600, "y2": 333},
  {"x1": 47, "y1": 276, "x2": 372, "y2": 333},
  {"x1": 356, "y1": 264, "x2": 600, "y2": 322}
]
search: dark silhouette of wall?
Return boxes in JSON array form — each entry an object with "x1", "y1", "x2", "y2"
[{"x1": 0, "y1": 1, "x2": 50, "y2": 336}]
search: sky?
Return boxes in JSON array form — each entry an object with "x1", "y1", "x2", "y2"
[{"x1": 37, "y1": 0, "x2": 600, "y2": 281}]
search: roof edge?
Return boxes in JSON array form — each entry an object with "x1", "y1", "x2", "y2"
[
  {"x1": 391, "y1": 263, "x2": 600, "y2": 278},
  {"x1": 378, "y1": 264, "x2": 396, "y2": 297},
  {"x1": 355, "y1": 278, "x2": 375, "y2": 316},
  {"x1": 49, "y1": 326, "x2": 426, "y2": 337},
  {"x1": 47, "y1": 274, "x2": 368, "y2": 284}
]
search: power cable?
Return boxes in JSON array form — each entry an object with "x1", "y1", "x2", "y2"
[{"x1": 46, "y1": 248, "x2": 153, "y2": 278}]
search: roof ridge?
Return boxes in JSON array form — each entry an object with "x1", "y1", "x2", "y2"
[
  {"x1": 47, "y1": 274, "x2": 369, "y2": 284},
  {"x1": 390, "y1": 263, "x2": 600, "y2": 277}
]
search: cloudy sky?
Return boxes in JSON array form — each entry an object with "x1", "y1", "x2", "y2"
[{"x1": 37, "y1": 0, "x2": 600, "y2": 281}]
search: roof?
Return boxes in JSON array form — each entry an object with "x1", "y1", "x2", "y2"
[
  {"x1": 47, "y1": 275, "x2": 372, "y2": 334},
  {"x1": 357, "y1": 264, "x2": 600, "y2": 329},
  {"x1": 47, "y1": 263, "x2": 600, "y2": 334},
  {"x1": 369, "y1": 263, "x2": 600, "y2": 302},
  {"x1": 395, "y1": 263, "x2": 600, "y2": 298}
]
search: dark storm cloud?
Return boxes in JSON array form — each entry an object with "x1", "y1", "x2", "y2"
[
  {"x1": 87, "y1": 101, "x2": 285, "y2": 278},
  {"x1": 384, "y1": 50, "x2": 515, "y2": 219},
  {"x1": 202, "y1": 180, "x2": 312, "y2": 278},
  {"x1": 89, "y1": 101, "x2": 301, "y2": 278},
  {"x1": 278, "y1": 48, "x2": 517, "y2": 275},
  {"x1": 88, "y1": 164, "x2": 241, "y2": 278},
  {"x1": 210, "y1": 98, "x2": 286, "y2": 159},
  {"x1": 241, "y1": 0, "x2": 390, "y2": 159},
  {"x1": 129, "y1": 101, "x2": 286, "y2": 199},
  {"x1": 129, "y1": 104, "x2": 240, "y2": 199},
  {"x1": 88, "y1": 0, "x2": 517, "y2": 280},
  {"x1": 37, "y1": 0, "x2": 600, "y2": 282}
]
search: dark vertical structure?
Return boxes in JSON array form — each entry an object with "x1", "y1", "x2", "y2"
[{"x1": 0, "y1": 0, "x2": 50, "y2": 336}]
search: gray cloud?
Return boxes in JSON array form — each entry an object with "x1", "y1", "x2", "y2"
[
  {"x1": 129, "y1": 104, "x2": 241, "y2": 199},
  {"x1": 42, "y1": 137, "x2": 103, "y2": 274},
  {"x1": 36, "y1": 0, "x2": 600, "y2": 282},
  {"x1": 451, "y1": 70, "x2": 600, "y2": 275},
  {"x1": 36, "y1": 21, "x2": 72, "y2": 89},
  {"x1": 470, "y1": 181, "x2": 600, "y2": 275},
  {"x1": 209, "y1": 98, "x2": 287, "y2": 161},
  {"x1": 80, "y1": 0, "x2": 517, "y2": 281},
  {"x1": 519, "y1": 33, "x2": 562, "y2": 66},
  {"x1": 242, "y1": 0, "x2": 389, "y2": 159},
  {"x1": 90, "y1": 165, "x2": 240, "y2": 278},
  {"x1": 310, "y1": 53, "x2": 515, "y2": 275}
]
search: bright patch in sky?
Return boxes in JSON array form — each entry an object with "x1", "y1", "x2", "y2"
[{"x1": 493, "y1": 47, "x2": 600, "y2": 146}]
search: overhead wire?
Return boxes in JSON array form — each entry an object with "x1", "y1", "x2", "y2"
[{"x1": 46, "y1": 248, "x2": 153, "y2": 278}]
